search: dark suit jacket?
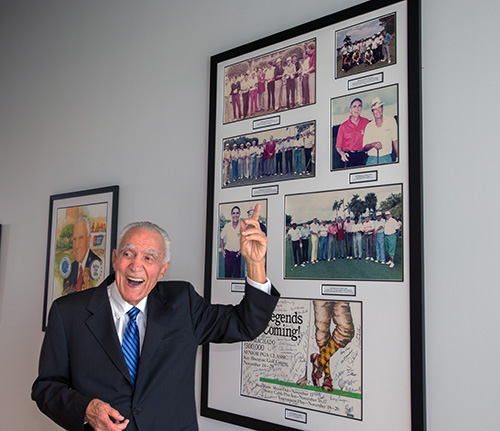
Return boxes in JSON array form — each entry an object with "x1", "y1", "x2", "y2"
[
  {"x1": 65, "y1": 249, "x2": 102, "y2": 289},
  {"x1": 32, "y1": 275, "x2": 279, "y2": 431}
]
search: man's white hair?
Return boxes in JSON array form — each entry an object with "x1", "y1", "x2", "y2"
[
  {"x1": 117, "y1": 221, "x2": 171, "y2": 264},
  {"x1": 75, "y1": 215, "x2": 90, "y2": 236}
]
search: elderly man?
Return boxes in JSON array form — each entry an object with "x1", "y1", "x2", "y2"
[
  {"x1": 223, "y1": 142, "x2": 232, "y2": 185},
  {"x1": 300, "y1": 222, "x2": 311, "y2": 264},
  {"x1": 327, "y1": 220, "x2": 337, "y2": 262},
  {"x1": 273, "y1": 58, "x2": 284, "y2": 111},
  {"x1": 373, "y1": 211, "x2": 386, "y2": 264},
  {"x1": 363, "y1": 97, "x2": 399, "y2": 165},
  {"x1": 335, "y1": 98, "x2": 370, "y2": 168},
  {"x1": 352, "y1": 216, "x2": 364, "y2": 259},
  {"x1": 33, "y1": 205, "x2": 278, "y2": 431},
  {"x1": 229, "y1": 75, "x2": 242, "y2": 120},
  {"x1": 284, "y1": 56, "x2": 296, "y2": 109},
  {"x1": 382, "y1": 29, "x2": 393, "y2": 64},
  {"x1": 241, "y1": 73, "x2": 253, "y2": 118},
  {"x1": 263, "y1": 135, "x2": 276, "y2": 176},
  {"x1": 303, "y1": 130, "x2": 314, "y2": 174},
  {"x1": 288, "y1": 223, "x2": 304, "y2": 268},
  {"x1": 335, "y1": 216, "x2": 345, "y2": 259},
  {"x1": 318, "y1": 219, "x2": 329, "y2": 261},
  {"x1": 64, "y1": 215, "x2": 102, "y2": 294},
  {"x1": 231, "y1": 143, "x2": 239, "y2": 182},
  {"x1": 384, "y1": 210, "x2": 399, "y2": 268},
  {"x1": 265, "y1": 60, "x2": 275, "y2": 111},
  {"x1": 344, "y1": 214, "x2": 354, "y2": 259},
  {"x1": 363, "y1": 213, "x2": 375, "y2": 260},
  {"x1": 309, "y1": 217, "x2": 320, "y2": 264}
]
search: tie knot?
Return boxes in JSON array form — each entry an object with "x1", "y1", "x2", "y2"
[{"x1": 127, "y1": 306, "x2": 140, "y2": 322}]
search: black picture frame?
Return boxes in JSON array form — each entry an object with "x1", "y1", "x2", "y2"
[
  {"x1": 42, "y1": 185, "x2": 119, "y2": 331},
  {"x1": 203, "y1": 0, "x2": 424, "y2": 429}
]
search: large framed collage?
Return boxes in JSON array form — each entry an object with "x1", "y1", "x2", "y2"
[{"x1": 202, "y1": 0, "x2": 424, "y2": 430}]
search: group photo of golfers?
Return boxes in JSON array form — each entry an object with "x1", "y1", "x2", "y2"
[
  {"x1": 335, "y1": 12, "x2": 396, "y2": 79},
  {"x1": 284, "y1": 184, "x2": 403, "y2": 281},
  {"x1": 223, "y1": 39, "x2": 316, "y2": 124},
  {"x1": 222, "y1": 121, "x2": 316, "y2": 188}
]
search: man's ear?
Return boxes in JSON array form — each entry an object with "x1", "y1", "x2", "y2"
[
  {"x1": 158, "y1": 262, "x2": 170, "y2": 280},
  {"x1": 112, "y1": 249, "x2": 117, "y2": 271}
]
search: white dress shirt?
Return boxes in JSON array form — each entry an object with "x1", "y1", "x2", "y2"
[{"x1": 107, "y1": 278, "x2": 272, "y2": 351}]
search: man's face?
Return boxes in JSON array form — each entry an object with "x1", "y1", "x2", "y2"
[
  {"x1": 372, "y1": 105, "x2": 383, "y2": 120},
  {"x1": 350, "y1": 100, "x2": 362, "y2": 120},
  {"x1": 231, "y1": 208, "x2": 241, "y2": 223},
  {"x1": 313, "y1": 218, "x2": 317, "y2": 223},
  {"x1": 112, "y1": 227, "x2": 169, "y2": 306},
  {"x1": 73, "y1": 220, "x2": 91, "y2": 264},
  {"x1": 377, "y1": 214, "x2": 382, "y2": 220}
]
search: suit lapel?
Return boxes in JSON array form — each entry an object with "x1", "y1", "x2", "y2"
[
  {"x1": 85, "y1": 282, "x2": 131, "y2": 383},
  {"x1": 138, "y1": 288, "x2": 172, "y2": 374}
]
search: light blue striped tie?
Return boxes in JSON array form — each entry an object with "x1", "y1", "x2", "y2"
[{"x1": 122, "y1": 307, "x2": 140, "y2": 388}]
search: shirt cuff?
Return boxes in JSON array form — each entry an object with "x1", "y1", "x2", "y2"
[{"x1": 246, "y1": 277, "x2": 272, "y2": 295}]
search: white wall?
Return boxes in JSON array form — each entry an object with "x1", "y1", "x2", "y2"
[{"x1": 0, "y1": 0, "x2": 498, "y2": 430}]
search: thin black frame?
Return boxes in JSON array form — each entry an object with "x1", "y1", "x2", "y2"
[
  {"x1": 203, "y1": 0, "x2": 424, "y2": 430},
  {"x1": 42, "y1": 185, "x2": 119, "y2": 331}
]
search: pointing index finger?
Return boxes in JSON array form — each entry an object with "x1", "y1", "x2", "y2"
[{"x1": 250, "y1": 203, "x2": 261, "y2": 221}]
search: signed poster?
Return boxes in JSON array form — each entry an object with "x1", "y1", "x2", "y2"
[{"x1": 241, "y1": 298, "x2": 362, "y2": 420}]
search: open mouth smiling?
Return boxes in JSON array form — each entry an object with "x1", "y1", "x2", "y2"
[{"x1": 127, "y1": 277, "x2": 145, "y2": 287}]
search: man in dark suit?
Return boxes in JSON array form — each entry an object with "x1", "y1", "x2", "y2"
[
  {"x1": 63, "y1": 215, "x2": 102, "y2": 294},
  {"x1": 32, "y1": 204, "x2": 278, "y2": 431}
]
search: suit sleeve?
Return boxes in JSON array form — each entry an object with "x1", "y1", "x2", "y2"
[
  {"x1": 31, "y1": 301, "x2": 93, "y2": 431},
  {"x1": 189, "y1": 282, "x2": 279, "y2": 345}
]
